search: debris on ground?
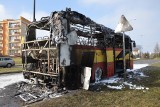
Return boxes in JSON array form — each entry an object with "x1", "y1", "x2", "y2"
[
  {"x1": 15, "y1": 82, "x2": 68, "y2": 104},
  {"x1": 90, "y1": 64, "x2": 150, "y2": 91}
]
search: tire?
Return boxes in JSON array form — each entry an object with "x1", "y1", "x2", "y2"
[{"x1": 6, "y1": 63, "x2": 12, "y2": 68}]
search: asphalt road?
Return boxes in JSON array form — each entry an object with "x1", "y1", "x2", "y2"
[{"x1": 134, "y1": 59, "x2": 160, "y2": 64}]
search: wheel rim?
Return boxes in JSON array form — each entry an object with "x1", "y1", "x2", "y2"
[{"x1": 7, "y1": 64, "x2": 11, "y2": 68}]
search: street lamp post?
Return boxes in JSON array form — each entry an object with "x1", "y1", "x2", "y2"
[
  {"x1": 33, "y1": 0, "x2": 36, "y2": 22},
  {"x1": 122, "y1": 31, "x2": 126, "y2": 80}
]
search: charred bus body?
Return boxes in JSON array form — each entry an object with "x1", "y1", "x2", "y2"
[{"x1": 22, "y1": 8, "x2": 136, "y2": 89}]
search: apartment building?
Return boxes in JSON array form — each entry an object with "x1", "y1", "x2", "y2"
[{"x1": 0, "y1": 16, "x2": 30, "y2": 56}]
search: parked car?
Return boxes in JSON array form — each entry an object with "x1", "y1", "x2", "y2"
[{"x1": 0, "y1": 57, "x2": 15, "y2": 68}]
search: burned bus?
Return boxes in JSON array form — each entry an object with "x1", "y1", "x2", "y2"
[{"x1": 22, "y1": 8, "x2": 135, "y2": 89}]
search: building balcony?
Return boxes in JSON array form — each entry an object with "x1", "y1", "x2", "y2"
[
  {"x1": 0, "y1": 26, "x2": 3, "y2": 29},
  {"x1": 0, "y1": 40, "x2": 3, "y2": 42},
  {"x1": 14, "y1": 46, "x2": 20, "y2": 48},
  {"x1": 0, "y1": 46, "x2": 3, "y2": 49},
  {"x1": 14, "y1": 32, "x2": 20, "y2": 35},
  {"x1": 14, "y1": 25, "x2": 20, "y2": 28},
  {"x1": 9, "y1": 32, "x2": 21, "y2": 36},
  {"x1": 0, "y1": 33, "x2": 2, "y2": 36},
  {"x1": 9, "y1": 47, "x2": 21, "y2": 50},
  {"x1": 14, "y1": 53, "x2": 21, "y2": 56},
  {"x1": 14, "y1": 39, "x2": 21, "y2": 42},
  {"x1": 9, "y1": 25, "x2": 20, "y2": 29}
]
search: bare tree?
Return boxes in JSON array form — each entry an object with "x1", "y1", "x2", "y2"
[{"x1": 154, "y1": 43, "x2": 160, "y2": 57}]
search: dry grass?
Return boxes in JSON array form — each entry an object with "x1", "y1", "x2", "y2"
[
  {"x1": 29, "y1": 62, "x2": 160, "y2": 107},
  {"x1": 13, "y1": 57, "x2": 22, "y2": 65},
  {"x1": 151, "y1": 62, "x2": 160, "y2": 67},
  {"x1": 30, "y1": 88, "x2": 160, "y2": 107},
  {"x1": 0, "y1": 66, "x2": 22, "y2": 74}
]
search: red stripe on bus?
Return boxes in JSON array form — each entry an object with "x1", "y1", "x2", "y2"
[{"x1": 107, "y1": 62, "x2": 114, "y2": 77}]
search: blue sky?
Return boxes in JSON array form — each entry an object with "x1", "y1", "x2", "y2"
[{"x1": 0, "y1": 0, "x2": 160, "y2": 52}]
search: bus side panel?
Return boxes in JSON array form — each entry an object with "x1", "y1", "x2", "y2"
[
  {"x1": 107, "y1": 62, "x2": 114, "y2": 77},
  {"x1": 106, "y1": 48, "x2": 115, "y2": 77},
  {"x1": 91, "y1": 49, "x2": 107, "y2": 81}
]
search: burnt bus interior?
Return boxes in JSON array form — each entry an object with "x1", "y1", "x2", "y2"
[
  {"x1": 22, "y1": 8, "x2": 135, "y2": 89},
  {"x1": 114, "y1": 34, "x2": 134, "y2": 73}
]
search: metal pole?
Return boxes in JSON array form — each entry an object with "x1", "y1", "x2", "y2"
[
  {"x1": 33, "y1": 0, "x2": 36, "y2": 22},
  {"x1": 123, "y1": 32, "x2": 126, "y2": 81}
]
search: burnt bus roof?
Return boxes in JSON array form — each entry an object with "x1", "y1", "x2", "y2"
[
  {"x1": 27, "y1": 9, "x2": 114, "y2": 33},
  {"x1": 27, "y1": 8, "x2": 131, "y2": 40}
]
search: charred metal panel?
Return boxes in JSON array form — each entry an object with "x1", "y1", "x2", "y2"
[
  {"x1": 60, "y1": 43, "x2": 71, "y2": 66},
  {"x1": 66, "y1": 31, "x2": 78, "y2": 45}
]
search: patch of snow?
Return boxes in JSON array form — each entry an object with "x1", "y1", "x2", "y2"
[
  {"x1": 138, "y1": 72, "x2": 149, "y2": 77},
  {"x1": 133, "y1": 64, "x2": 148, "y2": 70},
  {"x1": 127, "y1": 64, "x2": 149, "y2": 72},
  {"x1": 94, "y1": 64, "x2": 150, "y2": 90},
  {"x1": 49, "y1": 93, "x2": 62, "y2": 98},
  {"x1": 100, "y1": 76, "x2": 122, "y2": 84},
  {"x1": 0, "y1": 73, "x2": 27, "y2": 89},
  {"x1": 124, "y1": 82, "x2": 149, "y2": 90},
  {"x1": 134, "y1": 86, "x2": 145, "y2": 90},
  {"x1": 126, "y1": 69, "x2": 134, "y2": 72},
  {"x1": 127, "y1": 64, "x2": 148, "y2": 72},
  {"x1": 127, "y1": 64, "x2": 149, "y2": 78},
  {"x1": 107, "y1": 85, "x2": 124, "y2": 90},
  {"x1": 123, "y1": 82, "x2": 133, "y2": 86}
]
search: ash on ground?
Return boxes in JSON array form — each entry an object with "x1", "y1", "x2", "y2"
[{"x1": 16, "y1": 82, "x2": 68, "y2": 105}]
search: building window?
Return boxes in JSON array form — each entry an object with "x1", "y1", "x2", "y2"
[
  {"x1": 9, "y1": 29, "x2": 20, "y2": 35},
  {"x1": 9, "y1": 36, "x2": 15, "y2": 42},
  {"x1": 9, "y1": 43, "x2": 14, "y2": 49},
  {"x1": 9, "y1": 22, "x2": 20, "y2": 28}
]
